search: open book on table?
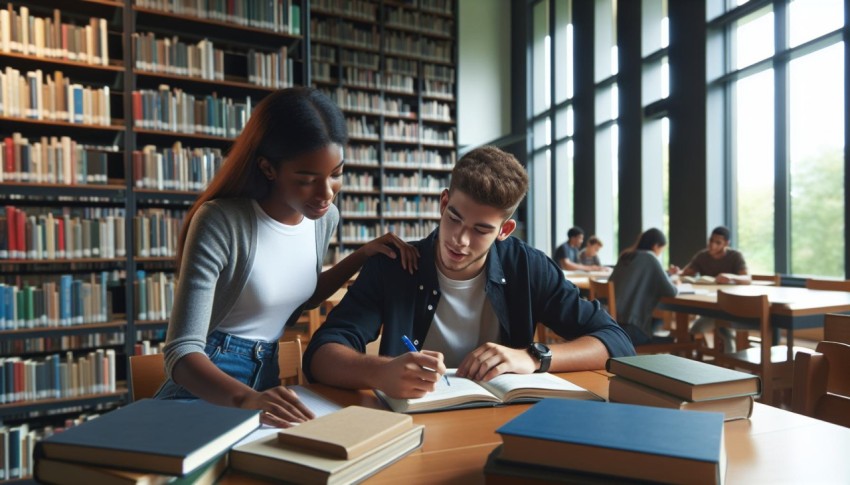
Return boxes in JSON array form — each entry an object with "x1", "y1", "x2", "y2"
[{"x1": 375, "y1": 370, "x2": 603, "y2": 413}]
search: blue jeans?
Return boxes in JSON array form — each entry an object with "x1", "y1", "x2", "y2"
[{"x1": 154, "y1": 330, "x2": 280, "y2": 400}]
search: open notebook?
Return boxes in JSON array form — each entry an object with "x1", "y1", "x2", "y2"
[{"x1": 375, "y1": 370, "x2": 602, "y2": 413}]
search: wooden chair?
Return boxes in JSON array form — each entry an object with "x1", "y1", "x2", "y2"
[
  {"x1": 806, "y1": 278, "x2": 850, "y2": 292},
  {"x1": 279, "y1": 338, "x2": 303, "y2": 385},
  {"x1": 588, "y1": 279, "x2": 616, "y2": 320},
  {"x1": 589, "y1": 279, "x2": 699, "y2": 356},
  {"x1": 712, "y1": 291, "x2": 806, "y2": 406},
  {"x1": 792, "y1": 341, "x2": 850, "y2": 428},
  {"x1": 129, "y1": 353, "x2": 166, "y2": 401},
  {"x1": 824, "y1": 313, "x2": 850, "y2": 345},
  {"x1": 752, "y1": 274, "x2": 781, "y2": 285}
]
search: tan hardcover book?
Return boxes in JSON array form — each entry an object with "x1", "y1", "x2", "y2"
[
  {"x1": 35, "y1": 451, "x2": 227, "y2": 485},
  {"x1": 608, "y1": 376, "x2": 754, "y2": 421},
  {"x1": 231, "y1": 424, "x2": 423, "y2": 485},
  {"x1": 606, "y1": 354, "x2": 760, "y2": 401},
  {"x1": 277, "y1": 406, "x2": 413, "y2": 460},
  {"x1": 376, "y1": 369, "x2": 602, "y2": 413}
]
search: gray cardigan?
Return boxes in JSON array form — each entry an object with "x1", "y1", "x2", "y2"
[
  {"x1": 162, "y1": 198, "x2": 339, "y2": 379},
  {"x1": 608, "y1": 250, "x2": 678, "y2": 337}
]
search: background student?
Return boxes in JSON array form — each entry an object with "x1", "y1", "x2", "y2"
[
  {"x1": 578, "y1": 235, "x2": 608, "y2": 270},
  {"x1": 671, "y1": 225, "x2": 750, "y2": 284},
  {"x1": 672, "y1": 225, "x2": 750, "y2": 350},
  {"x1": 555, "y1": 227, "x2": 606, "y2": 271},
  {"x1": 156, "y1": 88, "x2": 418, "y2": 427},
  {"x1": 608, "y1": 228, "x2": 678, "y2": 345},
  {"x1": 303, "y1": 146, "x2": 635, "y2": 399}
]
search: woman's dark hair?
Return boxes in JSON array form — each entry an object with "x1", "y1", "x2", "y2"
[
  {"x1": 619, "y1": 228, "x2": 667, "y2": 262},
  {"x1": 176, "y1": 87, "x2": 347, "y2": 273}
]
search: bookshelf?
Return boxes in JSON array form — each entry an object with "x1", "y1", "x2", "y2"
[
  {"x1": 310, "y1": 0, "x2": 457, "y2": 261},
  {"x1": 0, "y1": 0, "x2": 456, "y2": 478},
  {"x1": 0, "y1": 0, "x2": 304, "y2": 479}
]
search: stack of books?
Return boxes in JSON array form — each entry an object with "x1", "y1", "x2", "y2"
[
  {"x1": 490, "y1": 399, "x2": 726, "y2": 484},
  {"x1": 34, "y1": 399, "x2": 260, "y2": 485},
  {"x1": 606, "y1": 354, "x2": 760, "y2": 421},
  {"x1": 231, "y1": 406, "x2": 424, "y2": 484}
]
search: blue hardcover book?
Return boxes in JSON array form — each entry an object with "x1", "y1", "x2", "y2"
[
  {"x1": 496, "y1": 399, "x2": 726, "y2": 485},
  {"x1": 37, "y1": 399, "x2": 260, "y2": 476},
  {"x1": 0, "y1": 284, "x2": 5, "y2": 330},
  {"x1": 72, "y1": 85, "x2": 84, "y2": 123},
  {"x1": 59, "y1": 274, "x2": 72, "y2": 326}
]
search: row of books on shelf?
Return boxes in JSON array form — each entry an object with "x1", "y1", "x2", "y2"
[
  {"x1": 1, "y1": 206, "x2": 127, "y2": 260},
  {"x1": 0, "y1": 349, "x2": 117, "y2": 404},
  {"x1": 346, "y1": 145, "x2": 455, "y2": 169},
  {"x1": 136, "y1": 0, "x2": 302, "y2": 35},
  {"x1": 134, "y1": 271, "x2": 174, "y2": 321},
  {"x1": 311, "y1": 19, "x2": 378, "y2": 50},
  {"x1": 132, "y1": 143, "x2": 223, "y2": 192},
  {"x1": 1, "y1": 133, "x2": 118, "y2": 185},
  {"x1": 0, "y1": 67, "x2": 112, "y2": 126},
  {"x1": 0, "y1": 206, "x2": 186, "y2": 261},
  {"x1": 384, "y1": 6, "x2": 453, "y2": 37},
  {"x1": 134, "y1": 339, "x2": 165, "y2": 356},
  {"x1": 384, "y1": 173, "x2": 449, "y2": 191},
  {"x1": 312, "y1": 0, "x2": 376, "y2": 21},
  {"x1": 0, "y1": 272, "x2": 112, "y2": 330},
  {"x1": 134, "y1": 32, "x2": 295, "y2": 89},
  {"x1": 0, "y1": 6, "x2": 110, "y2": 66},
  {"x1": 311, "y1": 21, "x2": 452, "y2": 63},
  {"x1": 339, "y1": 221, "x2": 437, "y2": 242},
  {"x1": 132, "y1": 86, "x2": 252, "y2": 138},
  {"x1": 338, "y1": 196, "x2": 441, "y2": 218},
  {"x1": 346, "y1": 116, "x2": 454, "y2": 144}
]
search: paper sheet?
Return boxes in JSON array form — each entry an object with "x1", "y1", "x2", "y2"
[{"x1": 235, "y1": 385, "x2": 344, "y2": 446}]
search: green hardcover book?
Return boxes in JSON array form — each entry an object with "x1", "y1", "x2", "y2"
[{"x1": 606, "y1": 354, "x2": 761, "y2": 401}]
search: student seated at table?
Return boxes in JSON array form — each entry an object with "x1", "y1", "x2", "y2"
[
  {"x1": 554, "y1": 227, "x2": 606, "y2": 272},
  {"x1": 671, "y1": 225, "x2": 750, "y2": 285},
  {"x1": 303, "y1": 146, "x2": 636, "y2": 399},
  {"x1": 671, "y1": 225, "x2": 750, "y2": 350},
  {"x1": 578, "y1": 235, "x2": 607, "y2": 269},
  {"x1": 609, "y1": 228, "x2": 678, "y2": 345}
]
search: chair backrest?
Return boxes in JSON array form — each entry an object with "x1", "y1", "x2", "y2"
[
  {"x1": 752, "y1": 274, "x2": 781, "y2": 285},
  {"x1": 279, "y1": 338, "x2": 303, "y2": 385},
  {"x1": 824, "y1": 313, "x2": 850, "y2": 345},
  {"x1": 716, "y1": 290, "x2": 769, "y2": 323},
  {"x1": 129, "y1": 353, "x2": 166, "y2": 401},
  {"x1": 806, "y1": 278, "x2": 850, "y2": 292},
  {"x1": 588, "y1": 279, "x2": 616, "y2": 321},
  {"x1": 792, "y1": 341, "x2": 850, "y2": 428}
]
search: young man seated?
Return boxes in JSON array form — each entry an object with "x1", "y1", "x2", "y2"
[{"x1": 303, "y1": 146, "x2": 635, "y2": 399}]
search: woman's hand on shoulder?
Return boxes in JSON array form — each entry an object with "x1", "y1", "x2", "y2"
[
  {"x1": 362, "y1": 232, "x2": 420, "y2": 274},
  {"x1": 240, "y1": 387, "x2": 316, "y2": 428}
]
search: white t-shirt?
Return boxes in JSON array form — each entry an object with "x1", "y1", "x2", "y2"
[
  {"x1": 216, "y1": 200, "x2": 317, "y2": 341},
  {"x1": 423, "y1": 268, "x2": 500, "y2": 367}
]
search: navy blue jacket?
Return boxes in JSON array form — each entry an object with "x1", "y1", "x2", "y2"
[{"x1": 303, "y1": 230, "x2": 635, "y2": 382}]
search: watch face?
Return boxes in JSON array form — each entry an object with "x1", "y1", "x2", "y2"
[{"x1": 532, "y1": 342, "x2": 550, "y2": 355}]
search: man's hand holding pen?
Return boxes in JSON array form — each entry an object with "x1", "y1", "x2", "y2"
[{"x1": 375, "y1": 348, "x2": 448, "y2": 399}]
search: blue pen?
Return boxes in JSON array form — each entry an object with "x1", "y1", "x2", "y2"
[{"x1": 401, "y1": 334, "x2": 450, "y2": 386}]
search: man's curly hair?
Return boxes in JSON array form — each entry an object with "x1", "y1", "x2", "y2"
[{"x1": 450, "y1": 146, "x2": 529, "y2": 218}]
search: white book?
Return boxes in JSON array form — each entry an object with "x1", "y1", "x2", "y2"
[
  {"x1": 20, "y1": 6, "x2": 29, "y2": 55},
  {"x1": 99, "y1": 18, "x2": 108, "y2": 65},
  {"x1": 0, "y1": 10, "x2": 10, "y2": 53}
]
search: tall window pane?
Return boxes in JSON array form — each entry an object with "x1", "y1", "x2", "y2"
[
  {"x1": 789, "y1": 43, "x2": 845, "y2": 276},
  {"x1": 735, "y1": 70, "x2": 774, "y2": 274},
  {"x1": 533, "y1": 0, "x2": 550, "y2": 115},
  {"x1": 789, "y1": 0, "x2": 843, "y2": 48},
  {"x1": 734, "y1": 8, "x2": 774, "y2": 70}
]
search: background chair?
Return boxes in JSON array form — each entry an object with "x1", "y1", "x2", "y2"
[
  {"x1": 129, "y1": 353, "x2": 166, "y2": 401},
  {"x1": 824, "y1": 313, "x2": 850, "y2": 345},
  {"x1": 712, "y1": 291, "x2": 813, "y2": 406},
  {"x1": 279, "y1": 338, "x2": 303, "y2": 386},
  {"x1": 792, "y1": 341, "x2": 850, "y2": 428},
  {"x1": 806, "y1": 278, "x2": 850, "y2": 292},
  {"x1": 589, "y1": 279, "x2": 699, "y2": 356}
]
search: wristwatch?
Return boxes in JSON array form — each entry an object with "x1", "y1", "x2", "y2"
[{"x1": 527, "y1": 342, "x2": 552, "y2": 373}]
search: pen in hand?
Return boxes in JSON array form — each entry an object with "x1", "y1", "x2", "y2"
[{"x1": 401, "y1": 334, "x2": 450, "y2": 386}]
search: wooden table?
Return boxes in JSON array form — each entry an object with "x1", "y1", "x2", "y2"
[
  {"x1": 657, "y1": 285, "x2": 850, "y2": 351},
  {"x1": 221, "y1": 370, "x2": 850, "y2": 484},
  {"x1": 563, "y1": 270, "x2": 612, "y2": 290}
]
